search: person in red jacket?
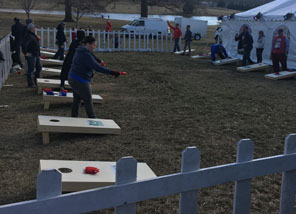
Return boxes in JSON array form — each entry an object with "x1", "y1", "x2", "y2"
[
  {"x1": 105, "y1": 19, "x2": 112, "y2": 39},
  {"x1": 167, "y1": 21, "x2": 182, "y2": 53},
  {"x1": 271, "y1": 29, "x2": 289, "y2": 74}
]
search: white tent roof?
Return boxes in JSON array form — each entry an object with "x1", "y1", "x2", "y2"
[{"x1": 235, "y1": 0, "x2": 296, "y2": 20}]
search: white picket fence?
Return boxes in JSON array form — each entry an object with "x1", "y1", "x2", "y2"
[
  {"x1": 0, "y1": 34, "x2": 12, "y2": 89},
  {"x1": 37, "y1": 28, "x2": 176, "y2": 52},
  {"x1": 1, "y1": 134, "x2": 296, "y2": 214}
]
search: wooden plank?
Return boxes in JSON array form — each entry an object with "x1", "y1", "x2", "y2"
[
  {"x1": 3, "y1": 147, "x2": 296, "y2": 214},
  {"x1": 264, "y1": 71, "x2": 296, "y2": 80},
  {"x1": 37, "y1": 169, "x2": 62, "y2": 199},
  {"x1": 237, "y1": 63, "x2": 270, "y2": 72},
  {"x1": 191, "y1": 53, "x2": 210, "y2": 59},
  {"x1": 37, "y1": 78, "x2": 70, "y2": 94},
  {"x1": 41, "y1": 58, "x2": 63, "y2": 65},
  {"x1": 212, "y1": 58, "x2": 240, "y2": 66},
  {"x1": 38, "y1": 115, "x2": 121, "y2": 135},
  {"x1": 39, "y1": 159, "x2": 156, "y2": 192},
  {"x1": 43, "y1": 91, "x2": 103, "y2": 110},
  {"x1": 41, "y1": 67, "x2": 61, "y2": 76},
  {"x1": 174, "y1": 49, "x2": 195, "y2": 54}
]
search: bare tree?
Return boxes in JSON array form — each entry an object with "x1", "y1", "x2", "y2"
[
  {"x1": 141, "y1": 0, "x2": 148, "y2": 17},
  {"x1": 15, "y1": 0, "x2": 38, "y2": 18},
  {"x1": 64, "y1": 0, "x2": 74, "y2": 22}
]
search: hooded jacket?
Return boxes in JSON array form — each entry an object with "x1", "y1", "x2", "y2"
[
  {"x1": 56, "y1": 23, "x2": 66, "y2": 45},
  {"x1": 69, "y1": 46, "x2": 111, "y2": 82}
]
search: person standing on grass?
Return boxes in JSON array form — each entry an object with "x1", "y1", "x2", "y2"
[
  {"x1": 68, "y1": 36, "x2": 121, "y2": 118},
  {"x1": 167, "y1": 21, "x2": 182, "y2": 53},
  {"x1": 11, "y1": 17, "x2": 25, "y2": 67},
  {"x1": 270, "y1": 29, "x2": 289, "y2": 74},
  {"x1": 235, "y1": 26, "x2": 254, "y2": 66},
  {"x1": 53, "y1": 22, "x2": 66, "y2": 60},
  {"x1": 182, "y1": 25, "x2": 192, "y2": 56},
  {"x1": 105, "y1": 19, "x2": 112, "y2": 39},
  {"x1": 22, "y1": 23, "x2": 42, "y2": 88},
  {"x1": 256, "y1": 31, "x2": 265, "y2": 63}
]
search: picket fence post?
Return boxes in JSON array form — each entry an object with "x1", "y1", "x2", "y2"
[
  {"x1": 233, "y1": 139, "x2": 254, "y2": 214},
  {"x1": 179, "y1": 147, "x2": 200, "y2": 214},
  {"x1": 98, "y1": 30, "x2": 101, "y2": 51},
  {"x1": 37, "y1": 169, "x2": 62, "y2": 199},
  {"x1": 115, "y1": 157, "x2": 137, "y2": 214},
  {"x1": 279, "y1": 134, "x2": 296, "y2": 214}
]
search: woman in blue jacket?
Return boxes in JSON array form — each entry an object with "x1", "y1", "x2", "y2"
[{"x1": 68, "y1": 35, "x2": 120, "y2": 118}]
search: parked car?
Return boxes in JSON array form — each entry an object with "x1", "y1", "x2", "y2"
[
  {"x1": 174, "y1": 17, "x2": 208, "y2": 40},
  {"x1": 121, "y1": 18, "x2": 169, "y2": 36}
]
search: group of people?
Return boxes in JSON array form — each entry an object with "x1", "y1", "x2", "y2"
[
  {"x1": 11, "y1": 17, "x2": 121, "y2": 118},
  {"x1": 210, "y1": 25, "x2": 289, "y2": 74}
]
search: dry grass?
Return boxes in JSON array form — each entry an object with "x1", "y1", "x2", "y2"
[{"x1": 1, "y1": 11, "x2": 296, "y2": 214}]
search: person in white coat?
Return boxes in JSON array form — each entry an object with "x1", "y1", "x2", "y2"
[{"x1": 256, "y1": 31, "x2": 265, "y2": 63}]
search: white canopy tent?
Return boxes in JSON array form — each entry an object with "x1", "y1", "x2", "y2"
[{"x1": 221, "y1": 0, "x2": 296, "y2": 69}]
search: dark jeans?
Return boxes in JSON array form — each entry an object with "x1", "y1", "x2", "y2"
[
  {"x1": 183, "y1": 40, "x2": 191, "y2": 55},
  {"x1": 173, "y1": 38, "x2": 180, "y2": 52},
  {"x1": 272, "y1": 53, "x2": 287, "y2": 73},
  {"x1": 14, "y1": 40, "x2": 22, "y2": 66},
  {"x1": 217, "y1": 51, "x2": 226, "y2": 60},
  {"x1": 68, "y1": 75, "x2": 95, "y2": 118},
  {"x1": 242, "y1": 47, "x2": 253, "y2": 66},
  {"x1": 53, "y1": 44, "x2": 64, "y2": 60},
  {"x1": 26, "y1": 56, "x2": 42, "y2": 87},
  {"x1": 256, "y1": 48, "x2": 264, "y2": 63}
]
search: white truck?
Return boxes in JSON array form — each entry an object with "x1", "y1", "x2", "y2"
[
  {"x1": 174, "y1": 17, "x2": 208, "y2": 40},
  {"x1": 121, "y1": 18, "x2": 169, "y2": 35}
]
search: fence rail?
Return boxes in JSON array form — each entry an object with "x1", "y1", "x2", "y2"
[
  {"x1": 37, "y1": 28, "x2": 175, "y2": 52},
  {"x1": 0, "y1": 34, "x2": 12, "y2": 90},
  {"x1": 1, "y1": 134, "x2": 296, "y2": 214}
]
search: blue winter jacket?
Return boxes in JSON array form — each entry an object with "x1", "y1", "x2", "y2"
[
  {"x1": 69, "y1": 46, "x2": 112, "y2": 82},
  {"x1": 211, "y1": 44, "x2": 228, "y2": 61}
]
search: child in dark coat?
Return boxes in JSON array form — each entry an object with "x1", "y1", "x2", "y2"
[{"x1": 182, "y1": 25, "x2": 192, "y2": 56}]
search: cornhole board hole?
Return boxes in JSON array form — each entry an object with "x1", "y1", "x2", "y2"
[
  {"x1": 237, "y1": 63, "x2": 270, "y2": 72},
  {"x1": 39, "y1": 159, "x2": 157, "y2": 192},
  {"x1": 38, "y1": 115, "x2": 121, "y2": 144},
  {"x1": 37, "y1": 78, "x2": 70, "y2": 94},
  {"x1": 212, "y1": 58, "x2": 240, "y2": 66},
  {"x1": 191, "y1": 53, "x2": 210, "y2": 59},
  {"x1": 41, "y1": 67, "x2": 61, "y2": 77},
  {"x1": 174, "y1": 49, "x2": 195, "y2": 54},
  {"x1": 41, "y1": 58, "x2": 63, "y2": 65},
  {"x1": 264, "y1": 71, "x2": 296, "y2": 80},
  {"x1": 43, "y1": 91, "x2": 103, "y2": 110}
]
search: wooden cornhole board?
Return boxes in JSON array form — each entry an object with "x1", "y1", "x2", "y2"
[
  {"x1": 41, "y1": 47, "x2": 57, "y2": 52},
  {"x1": 191, "y1": 53, "x2": 210, "y2": 59},
  {"x1": 37, "y1": 78, "x2": 69, "y2": 94},
  {"x1": 38, "y1": 115, "x2": 121, "y2": 144},
  {"x1": 237, "y1": 63, "x2": 270, "y2": 72},
  {"x1": 41, "y1": 67, "x2": 61, "y2": 77},
  {"x1": 41, "y1": 58, "x2": 63, "y2": 65},
  {"x1": 264, "y1": 71, "x2": 296, "y2": 80},
  {"x1": 212, "y1": 58, "x2": 240, "y2": 65},
  {"x1": 43, "y1": 91, "x2": 103, "y2": 109},
  {"x1": 174, "y1": 49, "x2": 195, "y2": 54},
  {"x1": 39, "y1": 159, "x2": 157, "y2": 192},
  {"x1": 41, "y1": 51, "x2": 55, "y2": 56}
]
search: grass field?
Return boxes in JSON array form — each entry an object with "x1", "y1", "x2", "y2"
[{"x1": 1, "y1": 10, "x2": 296, "y2": 214}]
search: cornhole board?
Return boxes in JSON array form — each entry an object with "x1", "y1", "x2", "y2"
[
  {"x1": 237, "y1": 63, "x2": 270, "y2": 72},
  {"x1": 37, "y1": 78, "x2": 70, "y2": 94},
  {"x1": 191, "y1": 53, "x2": 210, "y2": 59},
  {"x1": 43, "y1": 91, "x2": 103, "y2": 110},
  {"x1": 212, "y1": 58, "x2": 240, "y2": 65},
  {"x1": 39, "y1": 159, "x2": 157, "y2": 192},
  {"x1": 174, "y1": 49, "x2": 195, "y2": 54},
  {"x1": 264, "y1": 71, "x2": 296, "y2": 80},
  {"x1": 38, "y1": 115, "x2": 121, "y2": 144},
  {"x1": 41, "y1": 67, "x2": 61, "y2": 77},
  {"x1": 40, "y1": 47, "x2": 57, "y2": 52},
  {"x1": 41, "y1": 51, "x2": 55, "y2": 56},
  {"x1": 41, "y1": 58, "x2": 63, "y2": 65}
]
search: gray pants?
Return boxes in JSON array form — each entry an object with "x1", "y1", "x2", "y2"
[
  {"x1": 183, "y1": 40, "x2": 191, "y2": 55},
  {"x1": 68, "y1": 75, "x2": 95, "y2": 118}
]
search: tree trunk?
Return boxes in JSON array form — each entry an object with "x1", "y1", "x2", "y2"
[
  {"x1": 64, "y1": 0, "x2": 74, "y2": 22},
  {"x1": 141, "y1": 0, "x2": 148, "y2": 18}
]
